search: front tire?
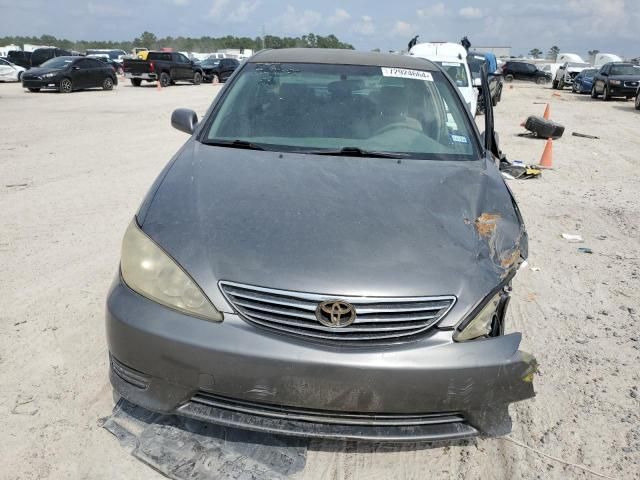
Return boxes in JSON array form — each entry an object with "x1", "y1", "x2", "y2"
[
  {"x1": 504, "y1": 74, "x2": 513, "y2": 83},
  {"x1": 602, "y1": 85, "x2": 610, "y2": 101},
  {"x1": 193, "y1": 72, "x2": 202, "y2": 85},
  {"x1": 635, "y1": 93, "x2": 640, "y2": 110},
  {"x1": 102, "y1": 77, "x2": 114, "y2": 90},
  {"x1": 59, "y1": 77, "x2": 73, "y2": 93},
  {"x1": 130, "y1": 78, "x2": 142, "y2": 87},
  {"x1": 591, "y1": 86, "x2": 598, "y2": 99}
]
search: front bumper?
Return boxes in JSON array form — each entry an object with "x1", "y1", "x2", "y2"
[
  {"x1": 22, "y1": 78, "x2": 59, "y2": 89},
  {"x1": 106, "y1": 279, "x2": 537, "y2": 442},
  {"x1": 608, "y1": 85, "x2": 638, "y2": 97}
]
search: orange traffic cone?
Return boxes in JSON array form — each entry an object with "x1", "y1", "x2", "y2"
[
  {"x1": 538, "y1": 138, "x2": 553, "y2": 168},
  {"x1": 543, "y1": 103, "x2": 551, "y2": 119}
]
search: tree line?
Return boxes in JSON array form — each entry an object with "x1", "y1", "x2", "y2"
[
  {"x1": 0, "y1": 32, "x2": 354, "y2": 53},
  {"x1": 527, "y1": 46, "x2": 602, "y2": 63}
]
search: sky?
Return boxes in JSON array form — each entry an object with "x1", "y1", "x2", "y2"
[{"x1": 2, "y1": 0, "x2": 639, "y2": 57}]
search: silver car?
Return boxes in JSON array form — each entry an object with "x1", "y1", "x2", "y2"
[{"x1": 106, "y1": 49, "x2": 536, "y2": 442}]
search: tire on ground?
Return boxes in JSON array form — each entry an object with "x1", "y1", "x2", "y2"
[
  {"x1": 504, "y1": 74, "x2": 514, "y2": 83},
  {"x1": 131, "y1": 78, "x2": 142, "y2": 87},
  {"x1": 524, "y1": 115, "x2": 565, "y2": 139}
]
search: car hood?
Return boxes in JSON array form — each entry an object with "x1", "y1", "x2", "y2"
[
  {"x1": 609, "y1": 74, "x2": 640, "y2": 81},
  {"x1": 24, "y1": 67, "x2": 63, "y2": 77},
  {"x1": 139, "y1": 141, "x2": 526, "y2": 325}
]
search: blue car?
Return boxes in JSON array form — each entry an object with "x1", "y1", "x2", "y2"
[{"x1": 572, "y1": 68, "x2": 597, "y2": 93}]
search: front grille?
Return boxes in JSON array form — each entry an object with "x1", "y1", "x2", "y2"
[{"x1": 219, "y1": 281, "x2": 455, "y2": 342}]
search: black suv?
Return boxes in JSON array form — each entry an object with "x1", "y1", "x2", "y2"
[
  {"x1": 501, "y1": 61, "x2": 551, "y2": 85},
  {"x1": 30, "y1": 47, "x2": 73, "y2": 68},
  {"x1": 7, "y1": 50, "x2": 32, "y2": 69},
  {"x1": 591, "y1": 62, "x2": 640, "y2": 101}
]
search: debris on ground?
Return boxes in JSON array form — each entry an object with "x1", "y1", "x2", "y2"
[
  {"x1": 577, "y1": 247, "x2": 593, "y2": 254},
  {"x1": 100, "y1": 398, "x2": 307, "y2": 480},
  {"x1": 561, "y1": 233, "x2": 584, "y2": 243},
  {"x1": 499, "y1": 158, "x2": 542, "y2": 179},
  {"x1": 521, "y1": 115, "x2": 565, "y2": 139},
  {"x1": 572, "y1": 132, "x2": 599, "y2": 140}
]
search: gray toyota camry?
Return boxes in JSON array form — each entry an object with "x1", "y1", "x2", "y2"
[{"x1": 106, "y1": 48, "x2": 536, "y2": 442}]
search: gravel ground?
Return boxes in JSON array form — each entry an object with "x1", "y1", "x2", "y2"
[{"x1": 1, "y1": 79, "x2": 638, "y2": 480}]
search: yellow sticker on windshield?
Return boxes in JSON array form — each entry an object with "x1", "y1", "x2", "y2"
[{"x1": 381, "y1": 67, "x2": 433, "y2": 81}]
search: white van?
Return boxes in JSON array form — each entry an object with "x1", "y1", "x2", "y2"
[
  {"x1": 409, "y1": 42, "x2": 478, "y2": 115},
  {"x1": 594, "y1": 53, "x2": 623, "y2": 67}
]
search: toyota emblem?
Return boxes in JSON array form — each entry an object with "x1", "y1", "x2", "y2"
[{"x1": 316, "y1": 300, "x2": 356, "y2": 328}]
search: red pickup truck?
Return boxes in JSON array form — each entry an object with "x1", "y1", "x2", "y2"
[{"x1": 123, "y1": 51, "x2": 204, "y2": 87}]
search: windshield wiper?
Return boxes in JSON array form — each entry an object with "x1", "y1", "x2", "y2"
[
  {"x1": 301, "y1": 147, "x2": 408, "y2": 159},
  {"x1": 202, "y1": 139, "x2": 265, "y2": 151}
]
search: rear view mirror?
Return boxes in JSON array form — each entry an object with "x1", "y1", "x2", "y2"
[{"x1": 171, "y1": 108, "x2": 198, "y2": 135}]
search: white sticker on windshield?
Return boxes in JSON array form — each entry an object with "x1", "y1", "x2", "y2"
[
  {"x1": 441, "y1": 62, "x2": 461, "y2": 67},
  {"x1": 451, "y1": 134, "x2": 468, "y2": 144},
  {"x1": 381, "y1": 67, "x2": 433, "y2": 81}
]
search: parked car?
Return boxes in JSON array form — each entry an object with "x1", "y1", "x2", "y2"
[
  {"x1": 21, "y1": 56, "x2": 117, "y2": 93},
  {"x1": 410, "y1": 42, "x2": 478, "y2": 115},
  {"x1": 552, "y1": 62, "x2": 591, "y2": 89},
  {"x1": 0, "y1": 58, "x2": 26, "y2": 82},
  {"x1": 89, "y1": 55, "x2": 123, "y2": 75},
  {"x1": 106, "y1": 48, "x2": 536, "y2": 442},
  {"x1": 86, "y1": 49, "x2": 127, "y2": 62},
  {"x1": 501, "y1": 61, "x2": 551, "y2": 84},
  {"x1": 7, "y1": 50, "x2": 32, "y2": 69},
  {"x1": 571, "y1": 68, "x2": 597, "y2": 93},
  {"x1": 591, "y1": 63, "x2": 640, "y2": 100},
  {"x1": 467, "y1": 52, "x2": 503, "y2": 113},
  {"x1": 123, "y1": 51, "x2": 204, "y2": 87},
  {"x1": 30, "y1": 47, "x2": 73, "y2": 68},
  {"x1": 200, "y1": 57, "x2": 239, "y2": 83}
]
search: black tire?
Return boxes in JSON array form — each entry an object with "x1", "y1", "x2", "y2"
[
  {"x1": 492, "y1": 92, "x2": 499, "y2": 107},
  {"x1": 635, "y1": 93, "x2": 640, "y2": 110},
  {"x1": 131, "y1": 78, "x2": 142, "y2": 87},
  {"x1": 504, "y1": 74, "x2": 513, "y2": 83},
  {"x1": 27, "y1": 87, "x2": 40, "y2": 92},
  {"x1": 591, "y1": 86, "x2": 598, "y2": 99},
  {"x1": 602, "y1": 85, "x2": 610, "y2": 101},
  {"x1": 552, "y1": 79, "x2": 559, "y2": 89},
  {"x1": 159, "y1": 72, "x2": 170, "y2": 88},
  {"x1": 17, "y1": 71, "x2": 23, "y2": 82},
  {"x1": 523, "y1": 115, "x2": 565, "y2": 139},
  {"x1": 102, "y1": 77, "x2": 114, "y2": 90},
  {"x1": 59, "y1": 77, "x2": 73, "y2": 93},
  {"x1": 193, "y1": 71, "x2": 202, "y2": 85},
  {"x1": 496, "y1": 85, "x2": 503, "y2": 103}
]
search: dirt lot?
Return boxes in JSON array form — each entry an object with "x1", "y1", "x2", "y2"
[{"x1": 1, "y1": 78, "x2": 639, "y2": 480}]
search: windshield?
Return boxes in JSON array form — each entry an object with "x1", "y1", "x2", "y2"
[
  {"x1": 582, "y1": 69, "x2": 597, "y2": 78},
  {"x1": 433, "y1": 61, "x2": 469, "y2": 87},
  {"x1": 467, "y1": 56, "x2": 488, "y2": 77},
  {"x1": 201, "y1": 60, "x2": 220, "y2": 67},
  {"x1": 610, "y1": 65, "x2": 640, "y2": 76},
  {"x1": 40, "y1": 57, "x2": 74, "y2": 69},
  {"x1": 204, "y1": 62, "x2": 477, "y2": 161}
]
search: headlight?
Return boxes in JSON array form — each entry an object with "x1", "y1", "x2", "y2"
[
  {"x1": 453, "y1": 292, "x2": 501, "y2": 342},
  {"x1": 610, "y1": 80, "x2": 621, "y2": 85},
  {"x1": 42, "y1": 72, "x2": 57, "y2": 78},
  {"x1": 120, "y1": 220, "x2": 223, "y2": 322}
]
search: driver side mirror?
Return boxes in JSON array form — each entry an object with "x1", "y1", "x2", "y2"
[{"x1": 171, "y1": 108, "x2": 198, "y2": 135}]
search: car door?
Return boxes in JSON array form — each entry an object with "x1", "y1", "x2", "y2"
[
  {"x1": 0, "y1": 59, "x2": 14, "y2": 80},
  {"x1": 86, "y1": 58, "x2": 106, "y2": 87},
  {"x1": 176, "y1": 53, "x2": 192, "y2": 80},
  {"x1": 70, "y1": 59, "x2": 94, "y2": 88},
  {"x1": 524, "y1": 63, "x2": 537, "y2": 81}
]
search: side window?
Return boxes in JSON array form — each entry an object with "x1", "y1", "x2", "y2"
[
  {"x1": 178, "y1": 54, "x2": 190, "y2": 63},
  {"x1": 75, "y1": 59, "x2": 92, "y2": 68},
  {"x1": 526, "y1": 64, "x2": 536, "y2": 73}
]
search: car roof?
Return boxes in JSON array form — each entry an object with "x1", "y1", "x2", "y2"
[{"x1": 249, "y1": 48, "x2": 438, "y2": 71}]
